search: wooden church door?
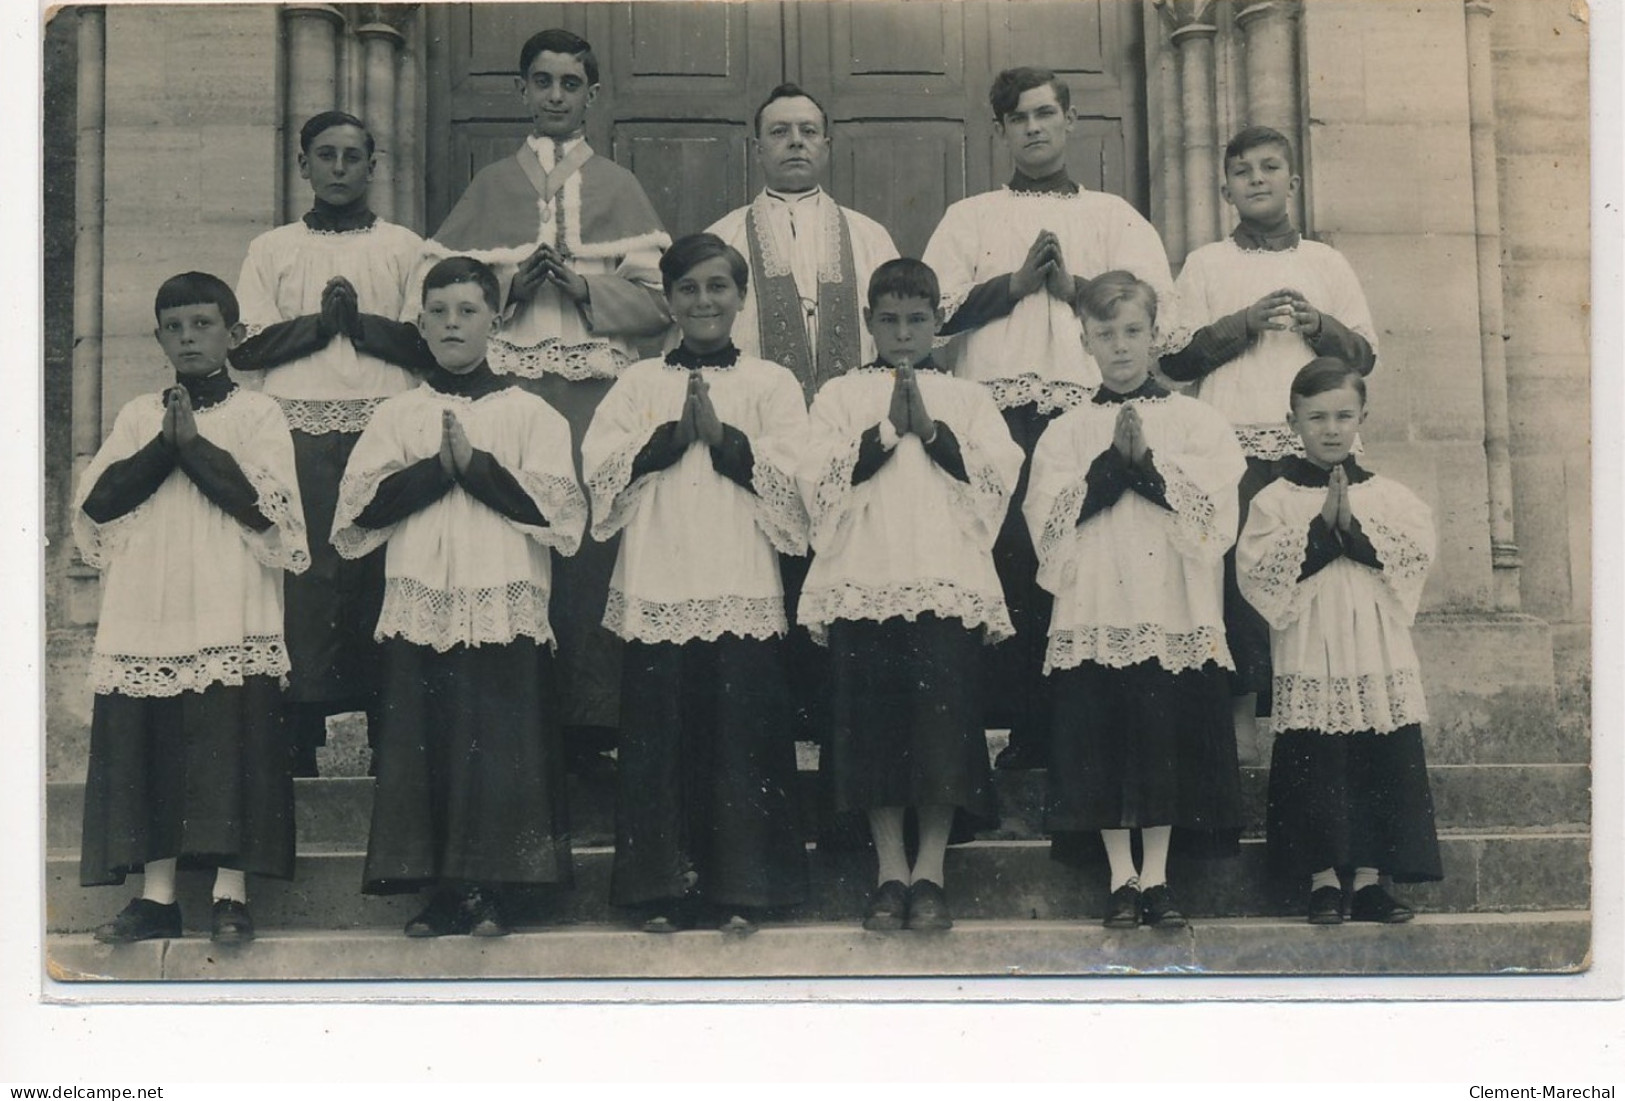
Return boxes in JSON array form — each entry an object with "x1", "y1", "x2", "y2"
[{"x1": 427, "y1": 1, "x2": 1146, "y2": 258}]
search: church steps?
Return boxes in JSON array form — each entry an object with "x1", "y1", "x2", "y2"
[{"x1": 44, "y1": 912, "x2": 1593, "y2": 982}]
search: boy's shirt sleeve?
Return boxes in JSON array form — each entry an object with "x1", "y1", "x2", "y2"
[
  {"x1": 220, "y1": 397, "x2": 311, "y2": 574},
  {"x1": 333, "y1": 398, "x2": 425, "y2": 559},
  {"x1": 229, "y1": 236, "x2": 331, "y2": 372},
  {"x1": 477, "y1": 398, "x2": 587, "y2": 556},
  {"x1": 79, "y1": 432, "x2": 176, "y2": 525},
  {"x1": 353, "y1": 456, "x2": 454, "y2": 530},
  {"x1": 578, "y1": 245, "x2": 673, "y2": 339},
  {"x1": 175, "y1": 433, "x2": 273, "y2": 532},
  {"x1": 1305, "y1": 252, "x2": 1379, "y2": 375},
  {"x1": 72, "y1": 399, "x2": 168, "y2": 567},
  {"x1": 581, "y1": 369, "x2": 663, "y2": 542}
]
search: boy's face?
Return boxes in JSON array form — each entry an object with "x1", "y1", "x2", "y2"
[
  {"x1": 755, "y1": 95, "x2": 829, "y2": 193},
  {"x1": 1287, "y1": 383, "x2": 1367, "y2": 467},
  {"x1": 668, "y1": 255, "x2": 744, "y2": 353},
  {"x1": 995, "y1": 83, "x2": 1073, "y2": 178},
  {"x1": 1221, "y1": 142, "x2": 1298, "y2": 224},
  {"x1": 864, "y1": 293, "x2": 942, "y2": 369},
  {"x1": 419, "y1": 282, "x2": 499, "y2": 373},
  {"x1": 518, "y1": 50, "x2": 597, "y2": 139},
  {"x1": 1080, "y1": 300, "x2": 1155, "y2": 393},
  {"x1": 298, "y1": 124, "x2": 373, "y2": 208},
  {"x1": 154, "y1": 302, "x2": 242, "y2": 377}
]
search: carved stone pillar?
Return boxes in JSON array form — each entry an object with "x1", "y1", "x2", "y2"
[
  {"x1": 283, "y1": 5, "x2": 343, "y2": 223},
  {"x1": 356, "y1": 9, "x2": 406, "y2": 223},
  {"x1": 67, "y1": 5, "x2": 107, "y2": 624},
  {"x1": 1162, "y1": 1, "x2": 1222, "y2": 253},
  {"x1": 1235, "y1": 0, "x2": 1303, "y2": 226},
  {"x1": 1464, "y1": 0, "x2": 1521, "y2": 610}
]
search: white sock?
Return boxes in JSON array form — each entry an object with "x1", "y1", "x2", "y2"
[
  {"x1": 868, "y1": 807, "x2": 909, "y2": 885},
  {"x1": 212, "y1": 866, "x2": 247, "y2": 903},
  {"x1": 1310, "y1": 867, "x2": 1341, "y2": 892},
  {"x1": 910, "y1": 805, "x2": 954, "y2": 887},
  {"x1": 1101, "y1": 829, "x2": 1138, "y2": 891},
  {"x1": 1139, "y1": 825, "x2": 1172, "y2": 889},
  {"x1": 1352, "y1": 867, "x2": 1381, "y2": 892},
  {"x1": 141, "y1": 857, "x2": 178, "y2": 906}
]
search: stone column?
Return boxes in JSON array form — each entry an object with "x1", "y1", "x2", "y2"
[
  {"x1": 67, "y1": 5, "x2": 106, "y2": 625},
  {"x1": 1234, "y1": 0, "x2": 1303, "y2": 226},
  {"x1": 1464, "y1": 0, "x2": 1520, "y2": 611},
  {"x1": 356, "y1": 10, "x2": 406, "y2": 223},
  {"x1": 1161, "y1": 0, "x2": 1222, "y2": 253},
  {"x1": 283, "y1": 5, "x2": 343, "y2": 224}
]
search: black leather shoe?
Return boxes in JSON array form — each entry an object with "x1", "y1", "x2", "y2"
[
  {"x1": 718, "y1": 912, "x2": 758, "y2": 937},
  {"x1": 1139, "y1": 884, "x2": 1188, "y2": 930},
  {"x1": 465, "y1": 887, "x2": 511, "y2": 938},
  {"x1": 405, "y1": 889, "x2": 474, "y2": 938},
  {"x1": 862, "y1": 879, "x2": 909, "y2": 932},
  {"x1": 1104, "y1": 883, "x2": 1141, "y2": 929},
  {"x1": 642, "y1": 894, "x2": 700, "y2": 934},
  {"x1": 94, "y1": 898, "x2": 182, "y2": 944},
  {"x1": 1349, "y1": 884, "x2": 1414, "y2": 924},
  {"x1": 210, "y1": 899, "x2": 255, "y2": 944},
  {"x1": 904, "y1": 880, "x2": 953, "y2": 931},
  {"x1": 1307, "y1": 885, "x2": 1346, "y2": 925}
]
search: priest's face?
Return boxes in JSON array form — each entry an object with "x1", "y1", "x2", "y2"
[
  {"x1": 518, "y1": 50, "x2": 598, "y2": 139},
  {"x1": 755, "y1": 95, "x2": 830, "y2": 193},
  {"x1": 995, "y1": 83, "x2": 1073, "y2": 179}
]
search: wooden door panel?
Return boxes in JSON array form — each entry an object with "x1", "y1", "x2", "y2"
[
  {"x1": 832, "y1": 125, "x2": 968, "y2": 260},
  {"x1": 614, "y1": 124, "x2": 752, "y2": 239}
]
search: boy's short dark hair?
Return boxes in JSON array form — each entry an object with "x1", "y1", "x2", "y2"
[
  {"x1": 519, "y1": 28, "x2": 598, "y2": 85},
  {"x1": 753, "y1": 82, "x2": 830, "y2": 137},
  {"x1": 1290, "y1": 356, "x2": 1367, "y2": 407},
  {"x1": 866, "y1": 258, "x2": 940, "y2": 310},
  {"x1": 299, "y1": 110, "x2": 375, "y2": 157},
  {"x1": 1075, "y1": 270, "x2": 1158, "y2": 327},
  {"x1": 659, "y1": 233, "x2": 748, "y2": 296},
  {"x1": 990, "y1": 66, "x2": 1071, "y2": 121},
  {"x1": 422, "y1": 256, "x2": 501, "y2": 313},
  {"x1": 154, "y1": 271, "x2": 239, "y2": 327},
  {"x1": 1225, "y1": 125, "x2": 1297, "y2": 174}
]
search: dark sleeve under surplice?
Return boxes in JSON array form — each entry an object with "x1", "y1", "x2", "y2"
[
  {"x1": 457, "y1": 450, "x2": 548, "y2": 526},
  {"x1": 80, "y1": 434, "x2": 177, "y2": 523},
  {"x1": 850, "y1": 425, "x2": 895, "y2": 486},
  {"x1": 921, "y1": 421, "x2": 969, "y2": 484},
  {"x1": 353, "y1": 456, "x2": 456, "y2": 529},
  {"x1": 353, "y1": 315, "x2": 438, "y2": 374},
  {"x1": 175, "y1": 435, "x2": 273, "y2": 532},
  {"x1": 939, "y1": 274, "x2": 1019, "y2": 336},
  {"x1": 1306, "y1": 313, "x2": 1377, "y2": 376},
  {"x1": 708, "y1": 424, "x2": 756, "y2": 494},
  {"x1": 1125, "y1": 448, "x2": 1172, "y2": 512},
  {"x1": 1077, "y1": 445, "x2": 1131, "y2": 527},
  {"x1": 229, "y1": 315, "x2": 332, "y2": 372},
  {"x1": 1159, "y1": 310, "x2": 1251, "y2": 383}
]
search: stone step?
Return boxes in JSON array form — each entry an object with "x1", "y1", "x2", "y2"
[
  {"x1": 43, "y1": 911, "x2": 1592, "y2": 982},
  {"x1": 43, "y1": 760, "x2": 1591, "y2": 853},
  {"x1": 44, "y1": 831, "x2": 1591, "y2": 935}
]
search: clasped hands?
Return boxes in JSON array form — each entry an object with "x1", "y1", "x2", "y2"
[
  {"x1": 510, "y1": 243, "x2": 588, "y2": 305},
  {"x1": 320, "y1": 276, "x2": 362, "y2": 339},
  {"x1": 1010, "y1": 229, "x2": 1074, "y2": 302},
  {"x1": 160, "y1": 386, "x2": 199, "y2": 450},
  {"x1": 437, "y1": 409, "x2": 475, "y2": 478},
  {"x1": 1245, "y1": 288, "x2": 1322, "y2": 338},
  {"x1": 886, "y1": 363, "x2": 937, "y2": 444},
  {"x1": 1111, "y1": 404, "x2": 1150, "y2": 465},
  {"x1": 1320, "y1": 463, "x2": 1356, "y2": 534},
  {"x1": 674, "y1": 370, "x2": 725, "y2": 450}
]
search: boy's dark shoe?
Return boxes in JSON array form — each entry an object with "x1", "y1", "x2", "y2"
[
  {"x1": 405, "y1": 889, "x2": 474, "y2": 938},
  {"x1": 862, "y1": 879, "x2": 909, "y2": 932},
  {"x1": 1103, "y1": 884, "x2": 1141, "y2": 929},
  {"x1": 1139, "y1": 884, "x2": 1188, "y2": 930},
  {"x1": 718, "y1": 912, "x2": 758, "y2": 937},
  {"x1": 465, "y1": 887, "x2": 511, "y2": 938},
  {"x1": 94, "y1": 898, "x2": 182, "y2": 944},
  {"x1": 993, "y1": 742, "x2": 1049, "y2": 771},
  {"x1": 642, "y1": 894, "x2": 700, "y2": 934},
  {"x1": 904, "y1": 880, "x2": 953, "y2": 932},
  {"x1": 1307, "y1": 886, "x2": 1346, "y2": 925},
  {"x1": 1349, "y1": 884, "x2": 1414, "y2": 924},
  {"x1": 210, "y1": 899, "x2": 256, "y2": 944}
]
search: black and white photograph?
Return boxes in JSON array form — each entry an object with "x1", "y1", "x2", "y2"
[{"x1": 29, "y1": 0, "x2": 1609, "y2": 1010}]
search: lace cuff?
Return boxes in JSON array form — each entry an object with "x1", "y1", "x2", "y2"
[
  {"x1": 1043, "y1": 623, "x2": 1231, "y2": 675},
  {"x1": 747, "y1": 452, "x2": 809, "y2": 556},
  {"x1": 808, "y1": 432, "x2": 866, "y2": 554},
  {"x1": 73, "y1": 501, "x2": 149, "y2": 571},
  {"x1": 1160, "y1": 457, "x2": 1229, "y2": 561},
  {"x1": 1238, "y1": 522, "x2": 1323, "y2": 631},
  {"x1": 237, "y1": 461, "x2": 311, "y2": 574},
  {"x1": 511, "y1": 468, "x2": 587, "y2": 556},
  {"x1": 586, "y1": 437, "x2": 653, "y2": 542},
  {"x1": 1271, "y1": 669, "x2": 1428, "y2": 735},
  {"x1": 1033, "y1": 473, "x2": 1089, "y2": 594},
  {"x1": 489, "y1": 334, "x2": 631, "y2": 382},
  {"x1": 91, "y1": 635, "x2": 291, "y2": 698},
  {"x1": 375, "y1": 576, "x2": 555, "y2": 652},
  {"x1": 333, "y1": 466, "x2": 396, "y2": 560},
  {"x1": 798, "y1": 578, "x2": 1013, "y2": 647},
  {"x1": 941, "y1": 434, "x2": 1012, "y2": 552},
  {"x1": 1362, "y1": 515, "x2": 1433, "y2": 622},
  {"x1": 603, "y1": 588, "x2": 786, "y2": 644}
]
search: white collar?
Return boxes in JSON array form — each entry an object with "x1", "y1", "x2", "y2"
[
  {"x1": 763, "y1": 186, "x2": 824, "y2": 206},
  {"x1": 526, "y1": 133, "x2": 586, "y2": 164}
]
